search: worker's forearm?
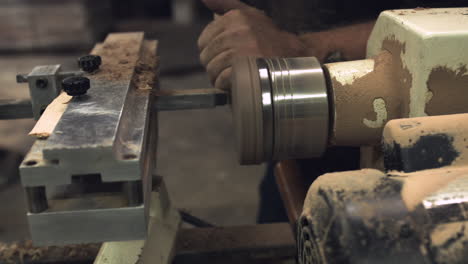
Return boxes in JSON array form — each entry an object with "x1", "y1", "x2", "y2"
[{"x1": 299, "y1": 21, "x2": 376, "y2": 62}]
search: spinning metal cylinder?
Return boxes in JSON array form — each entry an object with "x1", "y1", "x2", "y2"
[{"x1": 232, "y1": 57, "x2": 329, "y2": 165}]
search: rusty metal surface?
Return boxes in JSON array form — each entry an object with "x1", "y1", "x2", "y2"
[
  {"x1": 275, "y1": 160, "x2": 309, "y2": 231},
  {"x1": 174, "y1": 223, "x2": 296, "y2": 264}
]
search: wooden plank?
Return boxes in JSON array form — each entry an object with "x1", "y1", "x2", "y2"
[{"x1": 28, "y1": 93, "x2": 71, "y2": 139}]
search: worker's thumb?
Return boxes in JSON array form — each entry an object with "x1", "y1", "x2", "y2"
[{"x1": 202, "y1": 0, "x2": 251, "y2": 15}]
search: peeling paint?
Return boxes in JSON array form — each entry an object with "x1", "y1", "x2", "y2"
[
  {"x1": 367, "y1": 9, "x2": 468, "y2": 118},
  {"x1": 426, "y1": 65, "x2": 468, "y2": 116},
  {"x1": 327, "y1": 50, "x2": 399, "y2": 146},
  {"x1": 328, "y1": 9, "x2": 468, "y2": 147},
  {"x1": 363, "y1": 98, "x2": 388, "y2": 128},
  {"x1": 381, "y1": 36, "x2": 412, "y2": 117},
  {"x1": 326, "y1": 59, "x2": 375, "y2": 86},
  {"x1": 383, "y1": 114, "x2": 468, "y2": 168},
  {"x1": 425, "y1": 90, "x2": 433, "y2": 104}
]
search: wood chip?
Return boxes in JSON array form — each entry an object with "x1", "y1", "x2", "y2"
[{"x1": 29, "y1": 93, "x2": 72, "y2": 139}]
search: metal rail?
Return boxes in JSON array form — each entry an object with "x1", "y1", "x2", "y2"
[
  {"x1": 155, "y1": 88, "x2": 228, "y2": 111},
  {"x1": 0, "y1": 99, "x2": 33, "y2": 119},
  {"x1": 1, "y1": 88, "x2": 227, "y2": 121}
]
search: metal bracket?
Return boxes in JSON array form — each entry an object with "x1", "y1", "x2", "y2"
[{"x1": 16, "y1": 66, "x2": 82, "y2": 120}]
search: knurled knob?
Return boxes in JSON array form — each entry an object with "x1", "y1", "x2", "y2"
[
  {"x1": 62, "y1": 76, "x2": 91, "y2": 96},
  {"x1": 78, "y1": 55, "x2": 102, "y2": 73}
]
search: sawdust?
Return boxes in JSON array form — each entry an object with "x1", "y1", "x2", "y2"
[
  {"x1": 300, "y1": 169, "x2": 411, "y2": 261},
  {"x1": 383, "y1": 114, "x2": 468, "y2": 167},
  {"x1": 430, "y1": 222, "x2": 468, "y2": 263},
  {"x1": 133, "y1": 40, "x2": 159, "y2": 91},
  {"x1": 302, "y1": 169, "x2": 386, "y2": 239},
  {"x1": 0, "y1": 241, "x2": 100, "y2": 264},
  {"x1": 431, "y1": 222, "x2": 466, "y2": 247},
  {"x1": 392, "y1": 166, "x2": 466, "y2": 211},
  {"x1": 414, "y1": 7, "x2": 431, "y2": 11},
  {"x1": 90, "y1": 34, "x2": 158, "y2": 91},
  {"x1": 90, "y1": 34, "x2": 143, "y2": 82}
]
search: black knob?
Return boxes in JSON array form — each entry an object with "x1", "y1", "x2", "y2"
[
  {"x1": 78, "y1": 55, "x2": 102, "y2": 73},
  {"x1": 62, "y1": 76, "x2": 91, "y2": 96}
]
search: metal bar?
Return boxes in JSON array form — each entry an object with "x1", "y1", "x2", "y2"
[
  {"x1": 3, "y1": 86, "x2": 224, "y2": 120},
  {"x1": 123, "y1": 180, "x2": 143, "y2": 206},
  {"x1": 0, "y1": 99, "x2": 33, "y2": 119},
  {"x1": 25, "y1": 186, "x2": 48, "y2": 213},
  {"x1": 16, "y1": 74, "x2": 28, "y2": 83},
  {"x1": 155, "y1": 88, "x2": 228, "y2": 111},
  {"x1": 275, "y1": 160, "x2": 308, "y2": 232},
  {"x1": 42, "y1": 33, "x2": 146, "y2": 164},
  {"x1": 173, "y1": 223, "x2": 296, "y2": 264},
  {"x1": 179, "y1": 209, "x2": 215, "y2": 228}
]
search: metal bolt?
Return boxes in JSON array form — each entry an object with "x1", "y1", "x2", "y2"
[
  {"x1": 123, "y1": 181, "x2": 143, "y2": 206},
  {"x1": 78, "y1": 55, "x2": 102, "y2": 73},
  {"x1": 35, "y1": 78, "x2": 48, "y2": 89},
  {"x1": 62, "y1": 76, "x2": 91, "y2": 96},
  {"x1": 25, "y1": 186, "x2": 48, "y2": 213}
]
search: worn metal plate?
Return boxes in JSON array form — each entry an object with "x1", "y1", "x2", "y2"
[{"x1": 41, "y1": 33, "x2": 146, "y2": 182}]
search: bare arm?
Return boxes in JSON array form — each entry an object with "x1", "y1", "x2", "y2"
[
  {"x1": 199, "y1": 0, "x2": 375, "y2": 90},
  {"x1": 299, "y1": 21, "x2": 376, "y2": 62}
]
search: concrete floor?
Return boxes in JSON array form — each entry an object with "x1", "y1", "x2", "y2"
[
  {"x1": 0, "y1": 21, "x2": 266, "y2": 243},
  {"x1": 159, "y1": 73, "x2": 266, "y2": 226}
]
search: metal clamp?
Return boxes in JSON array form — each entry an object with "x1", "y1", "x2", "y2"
[{"x1": 16, "y1": 66, "x2": 82, "y2": 120}]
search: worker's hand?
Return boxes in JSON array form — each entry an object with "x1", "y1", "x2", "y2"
[{"x1": 198, "y1": 0, "x2": 306, "y2": 90}]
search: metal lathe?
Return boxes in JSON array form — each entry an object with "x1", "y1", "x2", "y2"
[{"x1": 3, "y1": 7, "x2": 468, "y2": 264}]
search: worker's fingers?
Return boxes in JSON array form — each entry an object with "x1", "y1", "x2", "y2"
[
  {"x1": 201, "y1": 0, "x2": 251, "y2": 15},
  {"x1": 199, "y1": 30, "x2": 234, "y2": 66},
  {"x1": 206, "y1": 49, "x2": 234, "y2": 84},
  {"x1": 214, "y1": 67, "x2": 233, "y2": 91},
  {"x1": 198, "y1": 20, "x2": 226, "y2": 51}
]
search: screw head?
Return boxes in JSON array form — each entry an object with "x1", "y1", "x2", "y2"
[
  {"x1": 62, "y1": 76, "x2": 91, "y2": 96},
  {"x1": 78, "y1": 55, "x2": 102, "y2": 73},
  {"x1": 35, "y1": 78, "x2": 48, "y2": 89}
]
